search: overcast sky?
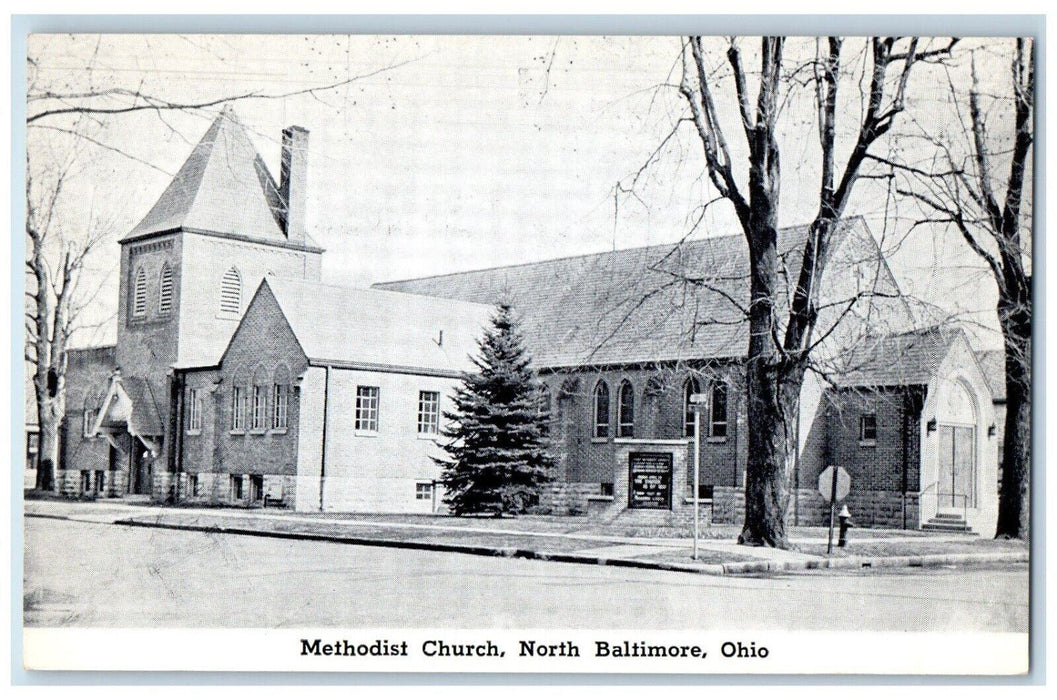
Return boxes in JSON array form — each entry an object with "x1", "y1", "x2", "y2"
[{"x1": 26, "y1": 34, "x2": 1025, "y2": 350}]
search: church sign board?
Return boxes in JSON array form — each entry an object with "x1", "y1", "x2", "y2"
[{"x1": 628, "y1": 451, "x2": 673, "y2": 510}]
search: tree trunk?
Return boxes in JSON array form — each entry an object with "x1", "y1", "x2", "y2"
[
  {"x1": 738, "y1": 178, "x2": 796, "y2": 548},
  {"x1": 995, "y1": 303, "x2": 1031, "y2": 539},
  {"x1": 34, "y1": 407, "x2": 62, "y2": 493},
  {"x1": 741, "y1": 357, "x2": 796, "y2": 548}
]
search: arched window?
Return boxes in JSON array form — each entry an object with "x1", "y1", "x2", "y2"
[
  {"x1": 230, "y1": 365, "x2": 248, "y2": 432},
  {"x1": 272, "y1": 363, "x2": 291, "y2": 430},
  {"x1": 219, "y1": 266, "x2": 242, "y2": 315},
  {"x1": 158, "y1": 262, "x2": 174, "y2": 315},
  {"x1": 709, "y1": 381, "x2": 729, "y2": 439},
  {"x1": 593, "y1": 380, "x2": 610, "y2": 439},
  {"x1": 131, "y1": 266, "x2": 147, "y2": 318},
  {"x1": 249, "y1": 364, "x2": 268, "y2": 431},
  {"x1": 82, "y1": 392, "x2": 98, "y2": 438},
  {"x1": 618, "y1": 380, "x2": 634, "y2": 438},
  {"x1": 684, "y1": 377, "x2": 700, "y2": 437}
]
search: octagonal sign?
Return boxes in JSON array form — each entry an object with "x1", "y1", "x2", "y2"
[{"x1": 818, "y1": 465, "x2": 851, "y2": 503}]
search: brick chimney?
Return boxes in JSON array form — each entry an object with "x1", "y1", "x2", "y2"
[{"x1": 279, "y1": 125, "x2": 309, "y2": 245}]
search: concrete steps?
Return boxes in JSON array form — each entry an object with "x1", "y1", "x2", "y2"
[{"x1": 922, "y1": 512, "x2": 975, "y2": 534}]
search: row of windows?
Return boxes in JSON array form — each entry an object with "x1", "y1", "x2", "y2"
[
  {"x1": 585, "y1": 378, "x2": 728, "y2": 440},
  {"x1": 229, "y1": 385, "x2": 290, "y2": 433},
  {"x1": 129, "y1": 263, "x2": 244, "y2": 321},
  {"x1": 353, "y1": 387, "x2": 440, "y2": 435},
  {"x1": 208, "y1": 385, "x2": 441, "y2": 436}
]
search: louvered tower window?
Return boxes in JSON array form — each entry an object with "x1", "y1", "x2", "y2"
[
  {"x1": 131, "y1": 266, "x2": 147, "y2": 318},
  {"x1": 158, "y1": 263, "x2": 174, "y2": 315},
  {"x1": 220, "y1": 267, "x2": 242, "y2": 315}
]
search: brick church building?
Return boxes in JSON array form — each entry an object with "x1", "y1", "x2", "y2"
[{"x1": 36, "y1": 110, "x2": 1001, "y2": 533}]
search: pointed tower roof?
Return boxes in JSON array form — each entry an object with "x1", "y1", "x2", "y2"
[{"x1": 120, "y1": 109, "x2": 317, "y2": 249}]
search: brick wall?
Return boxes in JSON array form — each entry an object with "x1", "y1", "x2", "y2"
[
  {"x1": 205, "y1": 284, "x2": 306, "y2": 478},
  {"x1": 116, "y1": 236, "x2": 182, "y2": 485},
  {"x1": 541, "y1": 363, "x2": 746, "y2": 491},
  {"x1": 56, "y1": 346, "x2": 117, "y2": 494},
  {"x1": 177, "y1": 283, "x2": 307, "y2": 504},
  {"x1": 821, "y1": 387, "x2": 924, "y2": 495}
]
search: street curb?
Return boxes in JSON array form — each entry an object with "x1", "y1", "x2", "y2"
[{"x1": 82, "y1": 514, "x2": 1030, "y2": 577}]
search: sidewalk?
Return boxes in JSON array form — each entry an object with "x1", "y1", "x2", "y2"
[{"x1": 23, "y1": 499, "x2": 1029, "y2": 576}]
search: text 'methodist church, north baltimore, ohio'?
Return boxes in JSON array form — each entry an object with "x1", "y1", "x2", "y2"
[{"x1": 28, "y1": 110, "x2": 1006, "y2": 534}]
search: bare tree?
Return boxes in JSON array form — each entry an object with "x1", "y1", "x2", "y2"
[
  {"x1": 676, "y1": 36, "x2": 956, "y2": 548},
  {"x1": 24, "y1": 139, "x2": 112, "y2": 491},
  {"x1": 890, "y1": 38, "x2": 1033, "y2": 540},
  {"x1": 24, "y1": 39, "x2": 409, "y2": 492}
]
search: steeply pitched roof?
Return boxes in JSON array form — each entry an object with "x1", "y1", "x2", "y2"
[
  {"x1": 974, "y1": 349, "x2": 1007, "y2": 401},
  {"x1": 832, "y1": 326, "x2": 963, "y2": 388},
  {"x1": 375, "y1": 219, "x2": 872, "y2": 368},
  {"x1": 121, "y1": 376, "x2": 165, "y2": 436},
  {"x1": 121, "y1": 109, "x2": 317, "y2": 248},
  {"x1": 262, "y1": 277, "x2": 493, "y2": 376},
  {"x1": 93, "y1": 373, "x2": 165, "y2": 437}
]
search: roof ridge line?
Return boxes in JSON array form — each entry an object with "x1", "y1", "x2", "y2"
[
  {"x1": 268, "y1": 275, "x2": 496, "y2": 309},
  {"x1": 374, "y1": 227, "x2": 798, "y2": 288}
]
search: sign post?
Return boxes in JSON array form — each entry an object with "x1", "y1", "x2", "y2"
[
  {"x1": 689, "y1": 392, "x2": 709, "y2": 561},
  {"x1": 818, "y1": 465, "x2": 851, "y2": 554}
]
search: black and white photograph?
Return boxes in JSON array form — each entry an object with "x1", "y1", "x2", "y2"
[{"x1": 16, "y1": 26, "x2": 1035, "y2": 677}]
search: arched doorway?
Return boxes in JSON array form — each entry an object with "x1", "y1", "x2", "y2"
[{"x1": 936, "y1": 380, "x2": 977, "y2": 511}]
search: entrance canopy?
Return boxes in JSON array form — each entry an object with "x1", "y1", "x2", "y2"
[{"x1": 90, "y1": 372, "x2": 165, "y2": 456}]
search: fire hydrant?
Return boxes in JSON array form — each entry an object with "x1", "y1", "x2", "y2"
[{"x1": 838, "y1": 505, "x2": 855, "y2": 547}]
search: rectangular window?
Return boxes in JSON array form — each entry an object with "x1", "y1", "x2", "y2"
[
  {"x1": 416, "y1": 482, "x2": 433, "y2": 501},
  {"x1": 188, "y1": 473, "x2": 199, "y2": 497},
  {"x1": 82, "y1": 408, "x2": 96, "y2": 437},
  {"x1": 355, "y1": 386, "x2": 380, "y2": 432},
  {"x1": 251, "y1": 386, "x2": 266, "y2": 431},
  {"x1": 26, "y1": 432, "x2": 39, "y2": 469},
  {"x1": 230, "y1": 474, "x2": 243, "y2": 500},
  {"x1": 860, "y1": 413, "x2": 878, "y2": 445},
  {"x1": 709, "y1": 382, "x2": 728, "y2": 440},
  {"x1": 81, "y1": 470, "x2": 92, "y2": 493},
  {"x1": 231, "y1": 387, "x2": 245, "y2": 432},
  {"x1": 272, "y1": 384, "x2": 288, "y2": 430},
  {"x1": 417, "y1": 391, "x2": 440, "y2": 435},
  {"x1": 95, "y1": 471, "x2": 106, "y2": 495},
  {"x1": 187, "y1": 388, "x2": 202, "y2": 433}
]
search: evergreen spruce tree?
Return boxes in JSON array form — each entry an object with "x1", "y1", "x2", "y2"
[{"x1": 437, "y1": 302, "x2": 554, "y2": 516}]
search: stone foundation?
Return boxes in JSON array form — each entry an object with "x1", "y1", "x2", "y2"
[
  {"x1": 56, "y1": 468, "x2": 123, "y2": 498},
  {"x1": 692, "y1": 485, "x2": 921, "y2": 530},
  {"x1": 539, "y1": 482, "x2": 604, "y2": 515},
  {"x1": 843, "y1": 490, "x2": 920, "y2": 529},
  {"x1": 155, "y1": 471, "x2": 297, "y2": 508},
  {"x1": 711, "y1": 486, "x2": 745, "y2": 524}
]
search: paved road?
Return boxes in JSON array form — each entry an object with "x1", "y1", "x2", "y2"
[{"x1": 23, "y1": 517, "x2": 1028, "y2": 631}]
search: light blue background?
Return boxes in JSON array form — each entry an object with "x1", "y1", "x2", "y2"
[{"x1": 10, "y1": 13, "x2": 1046, "y2": 686}]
